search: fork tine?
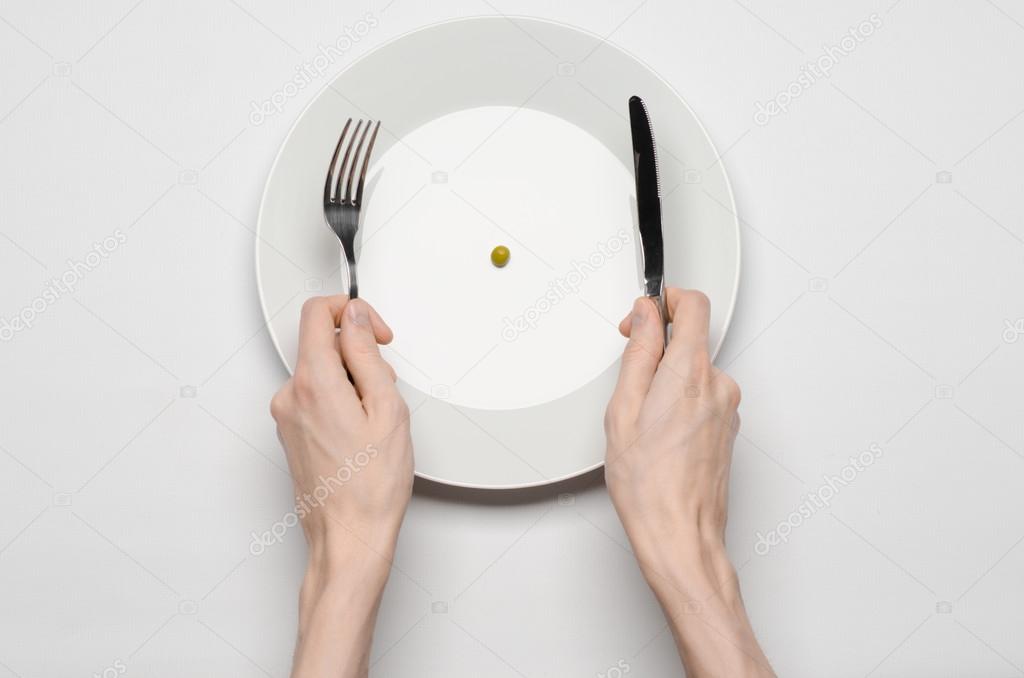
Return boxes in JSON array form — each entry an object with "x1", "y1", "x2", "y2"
[
  {"x1": 323, "y1": 118, "x2": 352, "y2": 204},
  {"x1": 354, "y1": 121, "x2": 381, "y2": 206},
  {"x1": 338, "y1": 119, "x2": 364, "y2": 203},
  {"x1": 344, "y1": 120, "x2": 372, "y2": 204}
]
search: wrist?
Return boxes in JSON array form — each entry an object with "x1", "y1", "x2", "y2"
[
  {"x1": 300, "y1": 526, "x2": 397, "y2": 626},
  {"x1": 300, "y1": 568, "x2": 387, "y2": 618},
  {"x1": 309, "y1": 525, "x2": 396, "y2": 582},
  {"x1": 605, "y1": 435, "x2": 772, "y2": 673},
  {"x1": 631, "y1": 531, "x2": 773, "y2": 677},
  {"x1": 629, "y1": 523, "x2": 740, "y2": 611}
]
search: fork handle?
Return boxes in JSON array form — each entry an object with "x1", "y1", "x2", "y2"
[
  {"x1": 345, "y1": 256, "x2": 358, "y2": 300},
  {"x1": 339, "y1": 230, "x2": 359, "y2": 300}
]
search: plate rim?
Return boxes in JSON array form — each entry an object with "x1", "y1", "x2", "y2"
[{"x1": 255, "y1": 14, "x2": 741, "y2": 490}]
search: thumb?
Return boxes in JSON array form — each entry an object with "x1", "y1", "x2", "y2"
[
  {"x1": 611, "y1": 297, "x2": 664, "y2": 414},
  {"x1": 340, "y1": 299, "x2": 400, "y2": 408}
]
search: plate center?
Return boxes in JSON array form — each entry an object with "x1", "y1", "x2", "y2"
[{"x1": 358, "y1": 106, "x2": 640, "y2": 411}]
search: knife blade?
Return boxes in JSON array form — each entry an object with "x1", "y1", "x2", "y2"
[{"x1": 628, "y1": 95, "x2": 667, "y2": 344}]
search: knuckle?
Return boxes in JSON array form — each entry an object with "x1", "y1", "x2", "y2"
[
  {"x1": 672, "y1": 289, "x2": 710, "y2": 319},
  {"x1": 346, "y1": 355, "x2": 387, "y2": 382},
  {"x1": 343, "y1": 331, "x2": 383, "y2": 359},
  {"x1": 717, "y1": 375, "x2": 742, "y2": 408},
  {"x1": 270, "y1": 386, "x2": 293, "y2": 421},
  {"x1": 603, "y1": 403, "x2": 617, "y2": 432},
  {"x1": 291, "y1": 368, "x2": 320, "y2": 400},
  {"x1": 677, "y1": 349, "x2": 710, "y2": 381},
  {"x1": 684, "y1": 289, "x2": 711, "y2": 312},
  {"x1": 368, "y1": 390, "x2": 408, "y2": 420},
  {"x1": 300, "y1": 296, "x2": 327, "y2": 318},
  {"x1": 391, "y1": 394, "x2": 411, "y2": 419},
  {"x1": 350, "y1": 342, "x2": 382, "y2": 361},
  {"x1": 603, "y1": 399, "x2": 630, "y2": 436}
]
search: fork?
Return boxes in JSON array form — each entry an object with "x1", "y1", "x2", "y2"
[{"x1": 323, "y1": 118, "x2": 381, "y2": 299}]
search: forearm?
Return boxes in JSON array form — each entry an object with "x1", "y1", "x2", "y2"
[
  {"x1": 632, "y1": 529, "x2": 774, "y2": 678},
  {"x1": 274, "y1": 295, "x2": 413, "y2": 678},
  {"x1": 292, "y1": 532, "x2": 396, "y2": 678}
]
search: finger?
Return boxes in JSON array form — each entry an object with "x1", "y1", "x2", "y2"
[
  {"x1": 367, "y1": 304, "x2": 394, "y2": 345},
  {"x1": 341, "y1": 329, "x2": 396, "y2": 381},
  {"x1": 649, "y1": 288, "x2": 712, "y2": 400},
  {"x1": 618, "y1": 311, "x2": 632, "y2": 337},
  {"x1": 611, "y1": 297, "x2": 665, "y2": 414},
  {"x1": 339, "y1": 299, "x2": 401, "y2": 409},
  {"x1": 294, "y1": 296, "x2": 362, "y2": 413},
  {"x1": 297, "y1": 295, "x2": 350, "y2": 370},
  {"x1": 661, "y1": 287, "x2": 711, "y2": 372},
  {"x1": 666, "y1": 287, "x2": 710, "y2": 347},
  {"x1": 298, "y1": 295, "x2": 393, "y2": 369},
  {"x1": 330, "y1": 304, "x2": 397, "y2": 382}
]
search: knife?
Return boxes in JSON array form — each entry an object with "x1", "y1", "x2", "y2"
[{"x1": 628, "y1": 95, "x2": 668, "y2": 345}]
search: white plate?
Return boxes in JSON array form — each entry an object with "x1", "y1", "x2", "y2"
[{"x1": 256, "y1": 16, "x2": 740, "y2": 489}]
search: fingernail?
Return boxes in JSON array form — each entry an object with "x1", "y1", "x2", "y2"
[{"x1": 348, "y1": 300, "x2": 369, "y2": 326}]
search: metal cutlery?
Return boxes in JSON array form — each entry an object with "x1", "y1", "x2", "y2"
[
  {"x1": 628, "y1": 95, "x2": 667, "y2": 345},
  {"x1": 323, "y1": 118, "x2": 381, "y2": 299}
]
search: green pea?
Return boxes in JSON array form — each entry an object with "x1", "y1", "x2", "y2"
[{"x1": 490, "y1": 245, "x2": 510, "y2": 268}]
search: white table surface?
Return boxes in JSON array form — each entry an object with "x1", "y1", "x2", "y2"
[{"x1": 2, "y1": 1, "x2": 1023, "y2": 676}]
